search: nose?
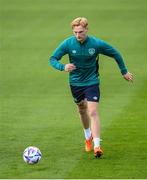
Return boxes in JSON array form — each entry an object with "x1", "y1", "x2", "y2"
[{"x1": 76, "y1": 33, "x2": 80, "y2": 38}]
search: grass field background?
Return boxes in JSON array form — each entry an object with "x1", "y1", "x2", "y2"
[{"x1": 0, "y1": 0, "x2": 147, "y2": 178}]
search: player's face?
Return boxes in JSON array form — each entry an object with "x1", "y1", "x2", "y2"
[{"x1": 73, "y1": 25, "x2": 88, "y2": 43}]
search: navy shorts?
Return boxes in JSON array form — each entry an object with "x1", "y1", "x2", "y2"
[{"x1": 70, "y1": 84, "x2": 100, "y2": 103}]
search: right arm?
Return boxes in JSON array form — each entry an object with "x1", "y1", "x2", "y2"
[
  {"x1": 49, "y1": 40, "x2": 76, "y2": 72},
  {"x1": 49, "y1": 40, "x2": 67, "y2": 71}
]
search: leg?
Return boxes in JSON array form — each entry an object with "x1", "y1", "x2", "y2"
[
  {"x1": 87, "y1": 101, "x2": 100, "y2": 138},
  {"x1": 77, "y1": 99, "x2": 93, "y2": 152},
  {"x1": 70, "y1": 85, "x2": 90, "y2": 129},
  {"x1": 77, "y1": 99, "x2": 90, "y2": 129},
  {"x1": 87, "y1": 101, "x2": 103, "y2": 157}
]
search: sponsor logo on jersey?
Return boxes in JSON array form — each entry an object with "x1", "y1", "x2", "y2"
[{"x1": 88, "y1": 48, "x2": 95, "y2": 55}]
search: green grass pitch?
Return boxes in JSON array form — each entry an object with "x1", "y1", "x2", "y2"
[{"x1": 0, "y1": 0, "x2": 147, "y2": 178}]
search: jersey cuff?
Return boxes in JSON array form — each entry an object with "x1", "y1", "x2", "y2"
[{"x1": 121, "y1": 68, "x2": 128, "y2": 75}]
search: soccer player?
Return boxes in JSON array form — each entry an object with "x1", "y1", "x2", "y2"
[{"x1": 49, "y1": 17, "x2": 133, "y2": 158}]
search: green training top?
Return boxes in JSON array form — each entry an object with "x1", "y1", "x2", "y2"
[{"x1": 49, "y1": 36, "x2": 128, "y2": 86}]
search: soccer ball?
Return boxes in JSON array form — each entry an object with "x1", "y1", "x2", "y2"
[{"x1": 23, "y1": 146, "x2": 42, "y2": 164}]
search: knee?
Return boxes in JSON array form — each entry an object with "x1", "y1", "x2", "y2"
[
  {"x1": 88, "y1": 109, "x2": 97, "y2": 118},
  {"x1": 77, "y1": 102, "x2": 87, "y2": 115}
]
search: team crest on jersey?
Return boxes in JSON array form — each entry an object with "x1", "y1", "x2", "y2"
[
  {"x1": 72, "y1": 50, "x2": 76, "y2": 54},
  {"x1": 88, "y1": 48, "x2": 95, "y2": 55}
]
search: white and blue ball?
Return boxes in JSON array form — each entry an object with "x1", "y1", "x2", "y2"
[{"x1": 23, "y1": 146, "x2": 42, "y2": 164}]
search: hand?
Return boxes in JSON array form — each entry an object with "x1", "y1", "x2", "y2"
[
  {"x1": 123, "y1": 72, "x2": 133, "y2": 82},
  {"x1": 64, "y1": 63, "x2": 76, "y2": 72}
]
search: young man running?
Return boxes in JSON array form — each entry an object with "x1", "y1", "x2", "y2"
[{"x1": 49, "y1": 17, "x2": 133, "y2": 158}]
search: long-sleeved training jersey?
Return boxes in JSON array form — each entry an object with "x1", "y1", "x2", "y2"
[{"x1": 49, "y1": 35, "x2": 128, "y2": 86}]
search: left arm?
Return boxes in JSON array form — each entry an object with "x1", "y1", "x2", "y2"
[{"x1": 99, "y1": 40, "x2": 133, "y2": 82}]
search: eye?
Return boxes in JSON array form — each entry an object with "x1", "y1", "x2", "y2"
[{"x1": 74, "y1": 31, "x2": 83, "y2": 34}]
